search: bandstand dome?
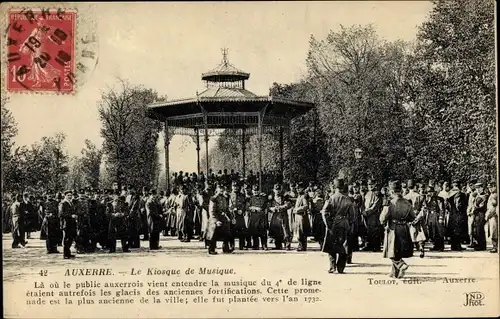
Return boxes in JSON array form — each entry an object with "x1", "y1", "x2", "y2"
[{"x1": 146, "y1": 49, "x2": 314, "y2": 190}]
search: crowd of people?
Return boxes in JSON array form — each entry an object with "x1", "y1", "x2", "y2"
[{"x1": 2, "y1": 169, "x2": 498, "y2": 277}]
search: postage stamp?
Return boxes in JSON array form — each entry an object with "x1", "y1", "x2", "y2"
[{"x1": 6, "y1": 8, "x2": 76, "y2": 93}]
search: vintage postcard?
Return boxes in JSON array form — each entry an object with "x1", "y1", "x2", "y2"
[{"x1": 1, "y1": 1, "x2": 498, "y2": 318}]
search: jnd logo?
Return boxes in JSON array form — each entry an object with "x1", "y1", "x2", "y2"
[{"x1": 463, "y1": 292, "x2": 485, "y2": 307}]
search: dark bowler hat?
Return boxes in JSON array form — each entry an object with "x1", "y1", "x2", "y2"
[
  {"x1": 149, "y1": 189, "x2": 157, "y2": 195},
  {"x1": 452, "y1": 179, "x2": 461, "y2": 185},
  {"x1": 64, "y1": 190, "x2": 73, "y2": 195},
  {"x1": 389, "y1": 180, "x2": 402, "y2": 192}
]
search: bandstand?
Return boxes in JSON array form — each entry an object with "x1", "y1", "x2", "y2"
[{"x1": 146, "y1": 49, "x2": 314, "y2": 190}]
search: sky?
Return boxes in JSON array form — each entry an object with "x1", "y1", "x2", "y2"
[{"x1": 5, "y1": 1, "x2": 434, "y2": 173}]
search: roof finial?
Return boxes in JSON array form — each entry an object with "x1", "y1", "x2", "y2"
[{"x1": 221, "y1": 48, "x2": 229, "y2": 65}]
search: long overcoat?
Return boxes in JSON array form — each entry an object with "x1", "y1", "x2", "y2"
[{"x1": 380, "y1": 195, "x2": 415, "y2": 259}]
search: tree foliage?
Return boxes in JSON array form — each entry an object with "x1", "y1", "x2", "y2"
[{"x1": 98, "y1": 80, "x2": 165, "y2": 189}]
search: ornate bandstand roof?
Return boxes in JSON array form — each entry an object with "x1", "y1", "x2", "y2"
[{"x1": 147, "y1": 49, "x2": 314, "y2": 135}]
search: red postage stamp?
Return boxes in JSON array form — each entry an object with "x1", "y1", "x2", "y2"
[{"x1": 6, "y1": 8, "x2": 76, "y2": 93}]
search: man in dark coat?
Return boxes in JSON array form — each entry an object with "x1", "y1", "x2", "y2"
[
  {"x1": 362, "y1": 180, "x2": 383, "y2": 252},
  {"x1": 42, "y1": 193, "x2": 60, "y2": 253},
  {"x1": 446, "y1": 180, "x2": 467, "y2": 251},
  {"x1": 380, "y1": 180, "x2": 415, "y2": 278},
  {"x1": 472, "y1": 181, "x2": 488, "y2": 251},
  {"x1": 146, "y1": 189, "x2": 162, "y2": 250},
  {"x1": 175, "y1": 184, "x2": 194, "y2": 242},
  {"x1": 206, "y1": 182, "x2": 231, "y2": 254},
  {"x1": 268, "y1": 184, "x2": 292, "y2": 250},
  {"x1": 247, "y1": 184, "x2": 268, "y2": 250},
  {"x1": 11, "y1": 194, "x2": 27, "y2": 248},
  {"x1": 75, "y1": 189, "x2": 93, "y2": 253},
  {"x1": 424, "y1": 182, "x2": 446, "y2": 251},
  {"x1": 229, "y1": 181, "x2": 248, "y2": 250},
  {"x1": 293, "y1": 182, "x2": 311, "y2": 251},
  {"x1": 106, "y1": 194, "x2": 130, "y2": 253},
  {"x1": 140, "y1": 186, "x2": 150, "y2": 241},
  {"x1": 59, "y1": 190, "x2": 77, "y2": 259},
  {"x1": 128, "y1": 188, "x2": 142, "y2": 249},
  {"x1": 320, "y1": 178, "x2": 353, "y2": 274}
]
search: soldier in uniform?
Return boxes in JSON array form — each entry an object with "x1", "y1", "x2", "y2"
[
  {"x1": 59, "y1": 190, "x2": 77, "y2": 259},
  {"x1": 42, "y1": 193, "x2": 61, "y2": 253},
  {"x1": 320, "y1": 178, "x2": 353, "y2": 274},
  {"x1": 424, "y1": 181, "x2": 446, "y2": 251},
  {"x1": 380, "y1": 181, "x2": 416, "y2": 278},
  {"x1": 128, "y1": 188, "x2": 142, "y2": 249},
  {"x1": 146, "y1": 189, "x2": 162, "y2": 250},
  {"x1": 293, "y1": 182, "x2": 311, "y2": 251},
  {"x1": 106, "y1": 194, "x2": 130, "y2": 253},
  {"x1": 471, "y1": 181, "x2": 488, "y2": 251},
  {"x1": 446, "y1": 180, "x2": 467, "y2": 251},
  {"x1": 405, "y1": 181, "x2": 426, "y2": 257},
  {"x1": 75, "y1": 189, "x2": 93, "y2": 253},
  {"x1": 362, "y1": 180, "x2": 383, "y2": 252},
  {"x1": 229, "y1": 181, "x2": 248, "y2": 250},
  {"x1": 268, "y1": 184, "x2": 292, "y2": 250},
  {"x1": 247, "y1": 184, "x2": 267, "y2": 250},
  {"x1": 206, "y1": 182, "x2": 231, "y2": 254},
  {"x1": 11, "y1": 193, "x2": 27, "y2": 248},
  {"x1": 485, "y1": 181, "x2": 498, "y2": 253}
]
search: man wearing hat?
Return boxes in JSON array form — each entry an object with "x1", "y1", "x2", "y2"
[
  {"x1": 380, "y1": 181, "x2": 415, "y2": 278},
  {"x1": 362, "y1": 179, "x2": 383, "y2": 252},
  {"x1": 311, "y1": 186, "x2": 326, "y2": 248},
  {"x1": 106, "y1": 194, "x2": 131, "y2": 253},
  {"x1": 485, "y1": 181, "x2": 498, "y2": 253},
  {"x1": 248, "y1": 184, "x2": 268, "y2": 250},
  {"x1": 268, "y1": 184, "x2": 292, "y2": 250},
  {"x1": 43, "y1": 193, "x2": 61, "y2": 254},
  {"x1": 146, "y1": 189, "x2": 162, "y2": 250},
  {"x1": 164, "y1": 187, "x2": 178, "y2": 237},
  {"x1": 320, "y1": 178, "x2": 354, "y2": 274},
  {"x1": 471, "y1": 181, "x2": 487, "y2": 251},
  {"x1": 424, "y1": 181, "x2": 446, "y2": 251},
  {"x1": 175, "y1": 184, "x2": 194, "y2": 243},
  {"x1": 229, "y1": 181, "x2": 248, "y2": 250},
  {"x1": 206, "y1": 182, "x2": 231, "y2": 254},
  {"x1": 293, "y1": 182, "x2": 311, "y2": 251},
  {"x1": 285, "y1": 183, "x2": 298, "y2": 244},
  {"x1": 127, "y1": 187, "x2": 142, "y2": 249},
  {"x1": 466, "y1": 178, "x2": 478, "y2": 247},
  {"x1": 75, "y1": 188, "x2": 93, "y2": 254},
  {"x1": 11, "y1": 193, "x2": 27, "y2": 248},
  {"x1": 59, "y1": 190, "x2": 77, "y2": 259},
  {"x1": 446, "y1": 180, "x2": 467, "y2": 251},
  {"x1": 140, "y1": 186, "x2": 150, "y2": 241},
  {"x1": 404, "y1": 180, "x2": 427, "y2": 257}
]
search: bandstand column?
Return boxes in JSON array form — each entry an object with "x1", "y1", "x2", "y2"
[
  {"x1": 279, "y1": 126, "x2": 284, "y2": 183},
  {"x1": 164, "y1": 121, "x2": 170, "y2": 191},
  {"x1": 241, "y1": 128, "x2": 246, "y2": 178},
  {"x1": 195, "y1": 128, "x2": 201, "y2": 174},
  {"x1": 204, "y1": 115, "x2": 209, "y2": 176},
  {"x1": 257, "y1": 113, "x2": 263, "y2": 191}
]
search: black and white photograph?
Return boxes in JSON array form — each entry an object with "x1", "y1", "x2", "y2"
[{"x1": 1, "y1": 1, "x2": 498, "y2": 318}]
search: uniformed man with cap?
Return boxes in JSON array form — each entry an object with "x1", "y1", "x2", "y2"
[
  {"x1": 59, "y1": 190, "x2": 77, "y2": 259},
  {"x1": 471, "y1": 180, "x2": 488, "y2": 251},
  {"x1": 268, "y1": 184, "x2": 292, "y2": 250},
  {"x1": 380, "y1": 180, "x2": 415, "y2": 278},
  {"x1": 229, "y1": 181, "x2": 248, "y2": 250},
  {"x1": 293, "y1": 182, "x2": 311, "y2": 251},
  {"x1": 247, "y1": 184, "x2": 268, "y2": 250},
  {"x1": 320, "y1": 178, "x2": 354, "y2": 274},
  {"x1": 206, "y1": 182, "x2": 231, "y2": 254},
  {"x1": 404, "y1": 179, "x2": 426, "y2": 257}
]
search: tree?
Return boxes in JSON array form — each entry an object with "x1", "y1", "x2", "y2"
[
  {"x1": 1, "y1": 97, "x2": 18, "y2": 193},
  {"x1": 98, "y1": 79, "x2": 165, "y2": 189},
  {"x1": 80, "y1": 139, "x2": 103, "y2": 188},
  {"x1": 409, "y1": 0, "x2": 496, "y2": 181}
]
